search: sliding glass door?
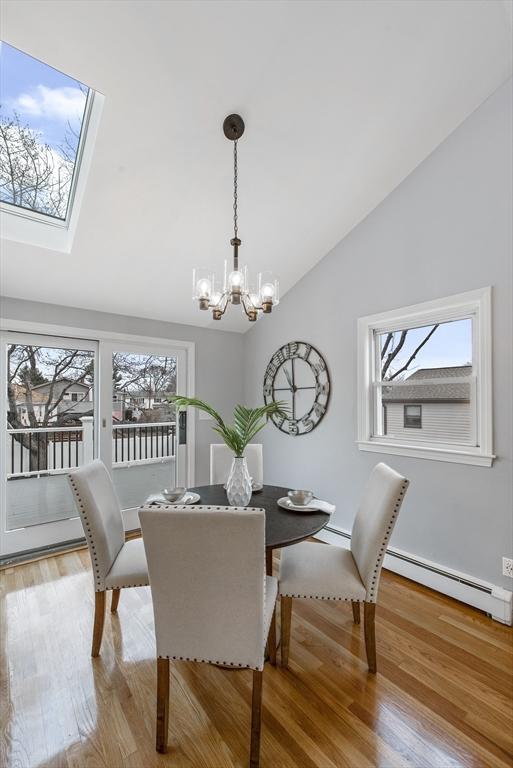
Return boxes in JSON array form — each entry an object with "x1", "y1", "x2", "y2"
[
  {"x1": 0, "y1": 331, "x2": 98, "y2": 555},
  {"x1": 102, "y1": 342, "x2": 188, "y2": 531},
  {"x1": 0, "y1": 332, "x2": 191, "y2": 556}
]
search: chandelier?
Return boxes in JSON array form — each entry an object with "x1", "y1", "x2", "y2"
[{"x1": 192, "y1": 114, "x2": 279, "y2": 322}]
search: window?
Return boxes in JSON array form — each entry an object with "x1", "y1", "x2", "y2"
[
  {"x1": 0, "y1": 41, "x2": 104, "y2": 252},
  {"x1": 357, "y1": 288, "x2": 493, "y2": 466},
  {"x1": 70, "y1": 392, "x2": 79, "y2": 402},
  {"x1": 404, "y1": 404, "x2": 422, "y2": 428}
]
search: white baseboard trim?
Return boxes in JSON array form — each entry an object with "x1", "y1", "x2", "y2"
[{"x1": 315, "y1": 524, "x2": 513, "y2": 626}]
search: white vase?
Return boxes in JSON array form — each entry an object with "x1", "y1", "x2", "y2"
[{"x1": 226, "y1": 456, "x2": 252, "y2": 506}]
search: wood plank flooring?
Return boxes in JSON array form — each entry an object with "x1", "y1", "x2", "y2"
[{"x1": 1, "y1": 547, "x2": 512, "y2": 768}]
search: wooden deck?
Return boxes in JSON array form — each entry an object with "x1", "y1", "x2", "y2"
[{"x1": 1, "y1": 547, "x2": 512, "y2": 767}]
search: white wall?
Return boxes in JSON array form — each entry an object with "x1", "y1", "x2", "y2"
[
  {"x1": 0, "y1": 297, "x2": 245, "y2": 485},
  {"x1": 244, "y1": 80, "x2": 513, "y2": 589}
]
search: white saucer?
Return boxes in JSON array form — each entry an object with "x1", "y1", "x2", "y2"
[
  {"x1": 277, "y1": 496, "x2": 320, "y2": 513},
  {"x1": 146, "y1": 491, "x2": 200, "y2": 506}
]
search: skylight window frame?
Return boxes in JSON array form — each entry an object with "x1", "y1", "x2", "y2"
[
  {"x1": 356, "y1": 287, "x2": 494, "y2": 467},
  {"x1": 0, "y1": 85, "x2": 104, "y2": 253}
]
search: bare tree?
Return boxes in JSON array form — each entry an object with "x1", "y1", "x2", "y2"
[
  {"x1": 381, "y1": 325, "x2": 439, "y2": 380},
  {"x1": 0, "y1": 112, "x2": 74, "y2": 219},
  {"x1": 112, "y1": 354, "x2": 177, "y2": 422},
  {"x1": 8, "y1": 346, "x2": 179, "y2": 471},
  {"x1": 8, "y1": 345, "x2": 94, "y2": 471}
]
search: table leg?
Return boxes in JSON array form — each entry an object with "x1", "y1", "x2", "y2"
[
  {"x1": 265, "y1": 547, "x2": 279, "y2": 663},
  {"x1": 266, "y1": 548, "x2": 273, "y2": 576}
]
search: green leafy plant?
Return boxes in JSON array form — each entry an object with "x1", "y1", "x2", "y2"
[{"x1": 168, "y1": 395, "x2": 287, "y2": 457}]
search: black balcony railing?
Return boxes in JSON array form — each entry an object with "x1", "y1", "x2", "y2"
[
  {"x1": 7, "y1": 421, "x2": 176, "y2": 477},
  {"x1": 7, "y1": 427, "x2": 83, "y2": 476},
  {"x1": 113, "y1": 422, "x2": 176, "y2": 463}
]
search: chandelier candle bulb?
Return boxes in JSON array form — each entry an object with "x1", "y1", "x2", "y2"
[
  {"x1": 192, "y1": 113, "x2": 279, "y2": 322},
  {"x1": 198, "y1": 279, "x2": 211, "y2": 299},
  {"x1": 192, "y1": 268, "x2": 214, "y2": 310},
  {"x1": 258, "y1": 271, "x2": 279, "y2": 313}
]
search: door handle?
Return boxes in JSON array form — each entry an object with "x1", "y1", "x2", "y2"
[{"x1": 179, "y1": 411, "x2": 187, "y2": 445}]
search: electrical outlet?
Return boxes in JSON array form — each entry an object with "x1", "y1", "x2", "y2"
[{"x1": 502, "y1": 557, "x2": 513, "y2": 578}]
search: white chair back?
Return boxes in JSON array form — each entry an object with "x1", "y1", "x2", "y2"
[
  {"x1": 139, "y1": 505, "x2": 267, "y2": 669},
  {"x1": 210, "y1": 443, "x2": 263, "y2": 485},
  {"x1": 68, "y1": 459, "x2": 124, "y2": 591},
  {"x1": 350, "y1": 463, "x2": 409, "y2": 602}
]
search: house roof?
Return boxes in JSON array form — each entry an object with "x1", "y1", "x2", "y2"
[
  {"x1": 31, "y1": 378, "x2": 90, "y2": 391},
  {"x1": 382, "y1": 365, "x2": 472, "y2": 403}
]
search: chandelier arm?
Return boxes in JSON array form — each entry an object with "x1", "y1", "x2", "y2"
[
  {"x1": 241, "y1": 294, "x2": 259, "y2": 321},
  {"x1": 218, "y1": 293, "x2": 230, "y2": 315}
]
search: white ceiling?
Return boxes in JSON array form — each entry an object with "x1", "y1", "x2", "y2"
[{"x1": 1, "y1": 0, "x2": 511, "y2": 332}]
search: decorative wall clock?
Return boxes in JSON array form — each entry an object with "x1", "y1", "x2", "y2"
[{"x1": 263, "y1": 342, "x2": 330, "y2": 435}]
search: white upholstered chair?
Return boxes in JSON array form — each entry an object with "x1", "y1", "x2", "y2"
[
  {"x1": 278, "y1": 463, "x2": 409, "y2": 673},
  {"x1": 68, "y1": 459, "x2": 149, "y2": 656},
  {"x1": 210, "y1": 443, "x2": 263, "y2": 485},
  {"x1": 139, "y1": 504, "x2": 277, "y2": 766}
]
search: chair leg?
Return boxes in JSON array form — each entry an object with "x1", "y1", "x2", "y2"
[
  {"x1": 249, "y1": 669, "x2": 263, "y2": 768},
  {"x1": 280, "y1": 596, "x2": 292, "y2": 668},
  {"x1": 156, "y1": 658, "x2": 170, "y2": 753},
  {"x1": 111, "y1": 588, "x2": 121, "y2": 613},
  {"x1": 92, "y1": 591, "x2": 106, "y2": 657},
  {"x1": 364, "y1": 602, "x2": 377, "y2": 673},
  {"x1": 351, "y1": 600, "x2": 360, "y2": 624},
  {"x1": 267, "y1": 605, "x2": 277, "y2": 666}
]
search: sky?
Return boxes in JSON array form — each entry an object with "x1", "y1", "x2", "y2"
[
  {"x1": 379, "y1": 318, "x2": 472, "y2": 378},
  {"x1": 0, "y1": 41, "x2": 88, "y2": 157}
]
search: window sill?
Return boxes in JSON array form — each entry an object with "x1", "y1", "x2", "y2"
[{"x1": 356, "y1": 439, "x2": 495, "y2": 467}]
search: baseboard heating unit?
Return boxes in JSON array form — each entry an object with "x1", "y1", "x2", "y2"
[{"x1": 315, "y1": 524, "x2": 513, "y2": 626}]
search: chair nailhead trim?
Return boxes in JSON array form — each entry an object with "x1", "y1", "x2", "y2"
[
  {"x1": 69, "y1": 472, "x2": 150, "y2": 591},
  {"x1": 98, "y1": 584, "x2": 149, "y2": 591},
  {"x1": 69, "y1": 474, "x2": 104, "y2": 591},
  {"x1": 367, "y1": 478, "x2": 409, "y2": 601},
  {"x1": 157, "y1": 654, "x2": 263, "y2": 671},
  {"x1": 280, "y1": 594, "x2": 362, "y2": 601}
]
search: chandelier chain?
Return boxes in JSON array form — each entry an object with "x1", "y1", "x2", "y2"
[{"x1": 233, "y1": 139, "x2": 238, "y2": 239}]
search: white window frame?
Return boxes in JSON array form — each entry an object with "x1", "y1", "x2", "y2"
[
  {"x1": 356, "y1": 287, "x2": 494, "y2": 467},
  {"x1": 0, "y1": 89, "x2": 104, "y2": 254}
]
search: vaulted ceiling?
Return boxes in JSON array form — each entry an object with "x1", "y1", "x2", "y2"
[{"x1": 1, "y1": 0, "x2": 512, "y2": 331}]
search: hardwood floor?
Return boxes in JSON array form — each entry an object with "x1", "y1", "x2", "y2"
[{"x1": 1, "y1": 547, "x2": 512, "y2": 768}]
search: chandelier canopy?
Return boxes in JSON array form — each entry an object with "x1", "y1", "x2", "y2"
[{"x1": 192, "y1": 114, "x2": 279, "y2": 322}]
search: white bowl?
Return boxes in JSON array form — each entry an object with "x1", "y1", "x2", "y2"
[
  {"x1": 161, "y1": 487, "x2": 186, "y2": 503},
  {"x1": 288, "y1": 489, "x2": 313, "y2": 506}
]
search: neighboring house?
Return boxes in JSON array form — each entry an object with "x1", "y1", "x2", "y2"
[
  {"x1": 112, "y1": 389, "x2": 172, "y2": 422},
  {"x1": 381, "y1": 365, "x2": 473, "y2": 444},
  {"x1": 127, "y1": 390, "x2": 169, "y2": 410},
  {"x1": 14, "y1": 379, "x2": 93, "y2": 425},
  {"x1": 12, "y1": 383, "x2": 48, "y2": 425}
]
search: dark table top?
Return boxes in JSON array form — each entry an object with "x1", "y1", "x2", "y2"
[{"x1": 189, "y1": 484, "x2": 330, "y2": 550}]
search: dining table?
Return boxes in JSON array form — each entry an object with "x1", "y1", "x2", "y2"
[{"x1": 188, "y1": 483, "x2": 331, "y2": 576}]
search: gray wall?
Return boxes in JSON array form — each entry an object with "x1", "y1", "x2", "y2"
[
  {"x1": 0, "y1": 296, "x2": 245, "y2": 485},
  {"x1": 244, "y1": 80, "x2": 513, "y2": 589}
]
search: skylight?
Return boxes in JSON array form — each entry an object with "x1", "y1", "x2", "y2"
[{"x1": 0, "y1": 41, "x2": 91, "y2": 222}]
